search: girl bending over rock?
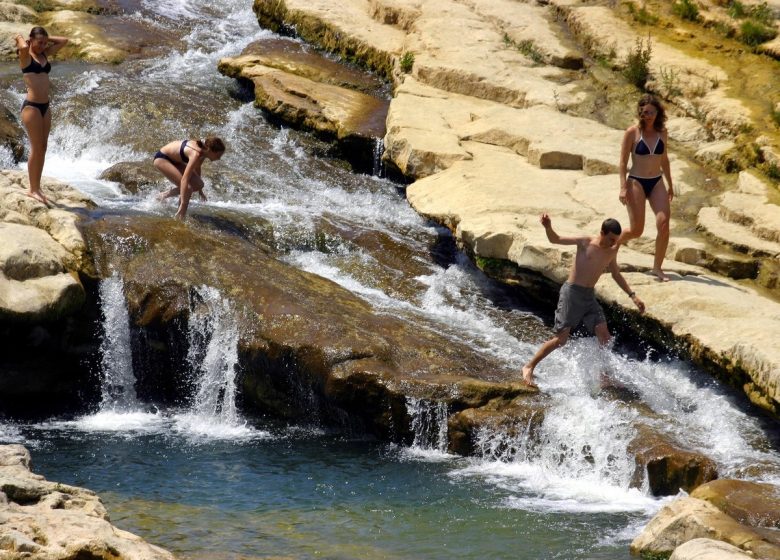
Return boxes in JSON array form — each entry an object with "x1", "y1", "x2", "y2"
[{"x1": 155, "y1": 136, "x2": 225, "y2": 220}]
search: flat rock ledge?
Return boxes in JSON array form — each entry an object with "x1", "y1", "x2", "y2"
[
  {"x1": 0, "y1": 444, "x2": 175, "y2": 560},
  {"x1": 250, "y1": 0, "x2": 780, "y2": 422},
  {"x1": 0, "y1": 170, "x2": 94, "y2": 323},
  {"x1": 218, "y1": 37, "x2": 390, "y2": 172},
  {"x1": 631, "y1": 479, "x2": 780, "y2": 559}
]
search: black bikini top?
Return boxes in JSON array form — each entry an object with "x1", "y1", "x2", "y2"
[
  {"x1": 22, "y1": 55, "x2": 51, "y2": 74},
  {"x1": 634, "y1": 131, "x2": 665, "y2": 156}
]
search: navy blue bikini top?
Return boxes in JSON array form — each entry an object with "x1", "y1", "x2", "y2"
[
  {"x1": 179, "y1": 140, "x2": 190, "y2": 163},
  {"x1": 634, "y1": 131, "x2": 665, "y2": 155},
  {"x1": 22, "y1": 56, "x2": 51, "y2": 74}
]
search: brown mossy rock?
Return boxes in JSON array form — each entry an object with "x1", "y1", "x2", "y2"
[
  {"x1": 629, "y1": 423, "x2": 718, "y2": 496},
  {"x1": 81, "y1": 211, "x2": 527, "y2": 436},
  {"x1": 238, "y1": 37, "x2": 388, "y2": 94},
  {"x1": 99, "y1": 161, "x2": 160, "y2": 194},
  {"x1": 447, "y1": 395, "x2": 546, "y2": 456},
  {"x1": 691, "y1": 479, "x2": 780, "y2": 530},
  {"x1": 0, "y1": 106, "x2": 25, "y2": 163}
]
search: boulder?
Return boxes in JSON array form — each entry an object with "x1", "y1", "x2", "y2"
[
  {"x1": 670, "y1": 538, "x2": 754, "y2": 560},
  {"x1": 0, "y1": 171, "x2": 94, "y2": 323},
  {"x1": 691, "y1": 479, "x2": 780, "y2": 529},
  {"x1": 82, "y1": 211, "x2": 536, "y2": 438},
  {"x1": 628, "y1": 423, "x2": 718, "y2": 496},
  {"x1": 0, "y1": 444, "x2": 175, "y2": 559},
  {"x1": 99, "y1": 160, "x2": 161, "y2": 194},
  {"x1": 630, "y1": 496, "x2": 780, "y2": 559}
]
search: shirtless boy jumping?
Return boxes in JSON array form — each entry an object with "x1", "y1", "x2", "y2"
[{"x1": 522, "y1": 214, "x2": 646, "y2": 388}]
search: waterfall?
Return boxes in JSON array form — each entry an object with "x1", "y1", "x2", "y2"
[
  {"x1": 184, "y1": 286, "x2": 241, "y2": 426},
  {"x1": 372, "y1": 137, "x2": 384, "y2": 177},
  {"x1": 406, "y1": 397, "x2": 449, "y2": 453},
  {"x1": 97, "y1": 275, "x2": 139, "y2": 411}
]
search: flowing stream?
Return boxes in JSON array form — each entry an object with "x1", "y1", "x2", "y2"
[{"x1": 2, "y1": 0, "x2": 780, "y2": 558}]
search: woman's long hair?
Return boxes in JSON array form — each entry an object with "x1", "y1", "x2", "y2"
[{"x1": 637, "y1": 94, "x2": 666, "y2": 132}]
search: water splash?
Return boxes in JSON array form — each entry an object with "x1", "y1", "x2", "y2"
[
  {"x1": 405, "y1": 397, "x2": 450, "y2": 459},
  {"x1": 177, "y1": 285, "x2": 243, "y2": 435},
  {"x1": 98, "y1": 275, "x2": 139, "y2": 411},
  {"x1": 372, "y1": 137, "x2": 384, "y2": 177}
]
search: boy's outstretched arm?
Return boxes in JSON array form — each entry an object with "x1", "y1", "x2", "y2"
[
  {"x1": 608, "y1": 259, "x2": 645, "y2": 312},
  {"x1": 540, "y1": 213, "x2": 586, "y2": 246}
]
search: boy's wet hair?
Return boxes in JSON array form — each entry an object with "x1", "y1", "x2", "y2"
[{"x1": 601, "y1": 218, "x2": 622, "y2": 236}]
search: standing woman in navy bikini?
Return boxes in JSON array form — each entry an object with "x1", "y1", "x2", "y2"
[
  {"x1": 618, "y1": 94, "x2": 674, "y2": 282},
  {"x1": 154, "y1": 137, "x2": 225, "y2": 220},
  {"x1": 15, "y1": 27, "x2": 68, "y2": 205}
]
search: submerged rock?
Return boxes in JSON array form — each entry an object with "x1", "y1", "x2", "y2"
[{"x1": 0, "y1": 444, "x2": 175, "y2": 559}]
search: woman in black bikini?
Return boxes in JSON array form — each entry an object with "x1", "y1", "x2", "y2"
[
  {"x1": 15, "y1": 27, "x2": 68, "y2": 205},
  {"x1": 618, "y1": 94, "x2": 674, "y2": 282},
  {"x1": 155, "y1": 136, "x2": 226, "y2": 220}
]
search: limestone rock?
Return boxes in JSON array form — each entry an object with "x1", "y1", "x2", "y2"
[
  {"x1": 219, "y1": 41, "x2": 389, "y2": 171},
  {"x1": 0, "y1": 444, "x2": 175, "y2": 560},
  {"x1": 0, "y1": 171, "x2": 94, "y2": 322},
  {"x1": 670, "y1": 538, "x2": 755, "y2": 560},
  {"x1": 691, "y1": 479, "x2": 780, "y2": 528},
  {"x1": 630, "y1": 496, "x2": 780, "y2": 558}
]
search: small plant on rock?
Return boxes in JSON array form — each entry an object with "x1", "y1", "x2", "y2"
[
  {"x1": 659, "y1": 66, "x2": 683, "y2": 98},
  {"x1": 739, "y1": 19, "x2": 777, "y2": 46},
  {"x1": 517, "y1": 39, "x2": 545, "y2": 64},
  {"x1": 673, "y1": 0, "x2": 701, "y2": 21},
  {"x1": 623, "y1": 35, "x2": 653, "y2": 89},
  {"x1": 727, "y1": 0, "x2": 748, "y2": 19},
  {"x1": 399, "y1": 51, "x2": 415, "y2": 73},
  {"x1": 626, "y1": 2, "x2": 660, "y2": 25}
]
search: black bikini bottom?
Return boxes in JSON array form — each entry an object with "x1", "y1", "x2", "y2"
[
  {"x1": 21, "y1": 99, "x2": 50, "y2": 117},
  {"x1": 154, "y1": 151, "x2": 175, "y2": 164},
  {"x1": 628, "y1": 175, "x2": 662, "y2": 198}
]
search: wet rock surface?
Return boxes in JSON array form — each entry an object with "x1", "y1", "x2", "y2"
[
  {"x1": 80, "y1": 210, "x2": 537, "y2": 439},
  {"x1": 218, "y1": 37, "x2": 390, "y2": 172},
  {"x1": 249, "y1": 0, "x2": 780, "y2": 422}
]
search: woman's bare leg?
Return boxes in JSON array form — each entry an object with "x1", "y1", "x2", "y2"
[
  {"x1": 21, "y1": 106, "x2": 49, "y2": 204},
  {"x1": 619, "y1": 179, "x2": 646, "y2": 244},
  {"x1": 648, "y1": 180, "x2": 671, "y2": 281},
  {"x1": 154, "y1": 158, "x2": 186, "y2": 199}
]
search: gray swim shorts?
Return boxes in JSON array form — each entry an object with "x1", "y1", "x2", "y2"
[{"x1": 553, "y1": 282, "x2": 606, "y2": 333}]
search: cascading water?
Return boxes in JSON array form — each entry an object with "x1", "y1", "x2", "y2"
[
  {"x1": 406, "y1": 397, "x2": 449, "y2": 454},
  {"x1": 97, "y1": 275, "x2": 139, "y2": 411},
  {"x1": 176, "y1": 285, "x2": 244, "y2": 433},
  {"x1": 372, "y1": 137, "x2": 384, "y2": 177}
]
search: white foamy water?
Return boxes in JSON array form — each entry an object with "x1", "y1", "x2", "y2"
[{"x1": 98, "y1": 275, "x2": 139, "y2": 411}]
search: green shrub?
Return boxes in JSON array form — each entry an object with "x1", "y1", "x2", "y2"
[
  {"x1": 748, "y1": 2, "x2": 775, "y2": 25},
  {"x1": 727, "y1": 0, "x2": 748, "y2": 18},
  {"x1": 623, "y1": 36, "x2": 653, "y2": 89},
  {"x1": 772, "y1": 107, "x2": 780, "y2": 127},
  {"x1": 399, "y1": 52, "x2": 415, "y2": 73},
  {"x1": 626, "y1": 2, "x2": 660, "y2": 24},
  {"x1": 673, "y1": 0, "x2": 700, "y2": 21},
  {"x1": 740, "y1": 19, "x2": 777, "y2": 45}
]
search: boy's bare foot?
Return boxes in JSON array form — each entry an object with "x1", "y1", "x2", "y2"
[
  {"x1": 26, "y1": 191, "x2": 49, "y2": 205},
  {"x1": 650, "y1": 268, "x2": 670, "y2": 282},
  {"x1": 521, "y1": 365, "x2": 538, "y2": 389}
]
